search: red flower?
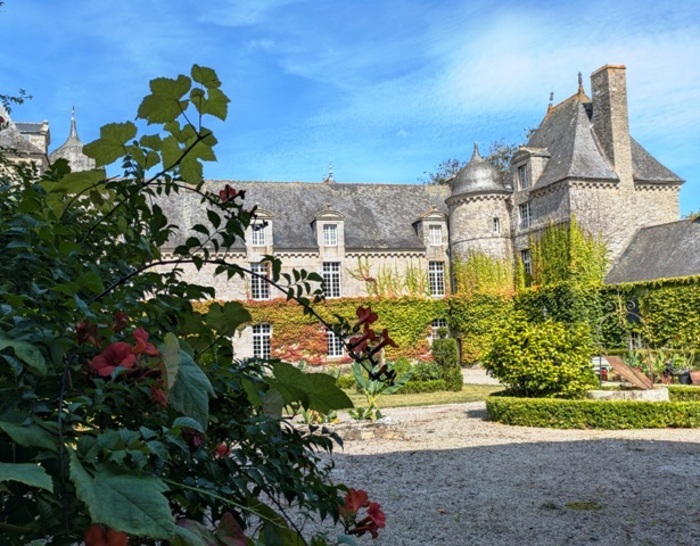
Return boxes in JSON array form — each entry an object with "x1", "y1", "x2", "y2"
[
  {"x1": 219, "y1": 184, "x2": 243, "y2": 202},
  {"x1": 215, "y1": 442, "x2": 230, "y2": 459},
  {"x1": 341, "y1": 488, "x2": 370, "y2": 518},
  {"x1": 84, "y1": 524, "x2": 129, "y2": 546},
  {"x1": 76, "y1": 321, "x2": 101, "y2": 348},
  {"x1": 151, "y1": 385, "x2": 168, "y2": 408},
  {"x1": 183, "y1": 428, "x2": 205, "y2": 452},
  {"x1": 112, "y1": 311, "x2": 129, "y2": 332},
  {"x1": 132, "y1": 328, "x2": 160, "y2": 356},
  {"x1": 355, "y1": 306, "x2": 378, "y2": 329},
  {"x1": 370, "y1": 329, "x2": 397, "y2": 355},
  {"x1": 340, "y1": 489, "x2": 386, "y2": 539},
  {"x1": 347, "y1": 324, "x2": 378, "y2": 356},
  {"x1": 89, "y1": 342, "x2": 137, "y2": 377}
]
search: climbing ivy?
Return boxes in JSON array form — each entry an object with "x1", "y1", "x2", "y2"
[{"x1": 452, "y1": 251, "x2": 514, "y2": 297}]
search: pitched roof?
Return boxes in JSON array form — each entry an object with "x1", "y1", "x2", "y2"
[
  {"x1": 526, "y1": 91, "x2": 683, "y2": 189},
  {"x1": 605, "y1": 218, "x2": 700, "y2": 284},
  {"x1": 0, "y1": 104, "x2": 46, "y2": 157},
  {"x1": 527, "y1": 93, "x2": 619, "y2": 189},
  {"x1": 160, "y1": 181, "x2": 450, "y2": 251}
]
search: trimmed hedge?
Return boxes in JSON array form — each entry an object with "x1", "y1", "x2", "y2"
[
  {"x1": 668, "y1": 385, "x2": 700, "y2": 402},
  {"x1": 486, "y1": 395, "x2": 700, "y2": 429}
]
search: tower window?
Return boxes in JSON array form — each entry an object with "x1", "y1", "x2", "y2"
[
  {"x1": 492, "y1": 217, "x2": 501, "y2": 234},
  {"x1": 520, "y1": 249, "x2": 533, "y2": 277},
  {"x1": 519, "y1": 202, "x2": 532, "y2": 229}
]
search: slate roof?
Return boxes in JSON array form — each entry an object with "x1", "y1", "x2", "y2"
[
  {"x1": 0, "y1": 104, "x2": 45, "y2": 157},
  {"x1": 527, "y1": 91, "x2": 683, "y2": 189},
  {"x1": 451, "y1": 143, "x2": 509, "y2": 197},
  {"x1": 160, "y1": 181, "x2": 451, "y2": 250},
  {"x1": 605, "y1": 218, "x2": 700, "y2": 284},
  {"x1": 49, "y1": 115, "x2": 96, "y2": 172}
]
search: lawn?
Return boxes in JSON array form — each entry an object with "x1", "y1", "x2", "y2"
[{"x1": 343, "y1": 383, "x2": 503, "y2": 409}]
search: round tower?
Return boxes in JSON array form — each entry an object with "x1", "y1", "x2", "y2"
[
  {"x1": 446, "y1": 143, "x2": 512, "y2": 261},
  {"x1": 49, "y1": 108, "x2": 96, "y2": 172}
]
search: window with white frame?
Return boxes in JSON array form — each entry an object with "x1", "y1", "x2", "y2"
[
  {"x1": 520, "y1": 249, "x2": 532, "y2": 277},
  {"x1": 251, "y1": 222, "x2": 266, "y2": 246},
  {"x1": 519, "y1": 202, "x2": 532, "y2": 229},
  {"x1": 492, "y1": 217, "x2": 501, "y2": 234},
  {"x1": 252, "y1": 323, "x2": 271, "y2": 359},
  {"x1": 428, "y1": 225, "x2": 442, "y2": 246},
  {"x1": 628, "y1": 331, "x2": 644, "y2": 350},
  {"x1": 323, "y1": 224, "x2": 338, "y2": 246},
  {"x1": 431, "y1": 318, "x2": 448, "y2": 340},
  {"x1": 327, "y1": 329, "x2": 345, "y2": 357},
  {"x1": 517, "y1": 164, "x2": 529, "y2": 189},
  {"x1": 322, "y1": 262, "x2": 341, "y2": 298},
  {"x1": 250, "y1": 263, "x2": 269, "y2": 300},
  {"x1": 428, "y1": 261, "x2": 445, "y2": 297}
]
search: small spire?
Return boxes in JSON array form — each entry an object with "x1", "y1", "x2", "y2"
[
  {"x1": 577, "y1": 72, "x2": 584, "y2": 95},
  {"x1": 471, "y1": 142, "x2": 481, "y2": 160},
  {"x1": 328, "y1": 161, "x2": 334, "y2": 183},
  {"x1": 546, "y1": 91, "x2": 555, "y2": 116},
  {"x1": 69, "y1": 106, "x2": 79, "y2": 139}
]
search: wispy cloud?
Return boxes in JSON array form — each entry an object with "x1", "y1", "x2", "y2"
[{"x1": 198, "y1": 0, "x2": 310, "y2": 27}]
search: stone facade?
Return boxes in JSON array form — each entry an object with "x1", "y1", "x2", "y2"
[{"x1": 0, "y1": 64, "x2": 686, "y2": 363}]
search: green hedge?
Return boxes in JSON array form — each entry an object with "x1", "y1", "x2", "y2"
[
  {"x1": 486, "y1": 395, "x2": 700, "y2": 429},
  {"x1": 668, "y1": 385, "x2": 700, "y2": 402}
]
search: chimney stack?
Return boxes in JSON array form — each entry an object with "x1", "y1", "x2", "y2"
[{"x1": 590, "y1": 64, "x2": 633, "y2": 186}]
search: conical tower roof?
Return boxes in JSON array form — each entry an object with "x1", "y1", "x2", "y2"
[
  {"x1": 49, "y1": 109, "x2": 95, "y2": 172},
  {"x1": 451, "y1": 143, "x2": 507, "y2": 197}
]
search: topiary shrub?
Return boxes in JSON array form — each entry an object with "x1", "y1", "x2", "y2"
[
  {"x1": 432, "y1": 330, "x2": 463, "y2": 392},
  {"x1": 482, "y1": 314, "x2": 597, "y2": 398}
]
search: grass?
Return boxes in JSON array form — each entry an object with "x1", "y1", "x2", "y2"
[{"x1": 343, "y1": 383, "x2": 503, "y2": 409}]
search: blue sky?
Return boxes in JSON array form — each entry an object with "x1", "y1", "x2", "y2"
[{"x1": 2, "y1": 0, "x2": 699, "y2": 215}]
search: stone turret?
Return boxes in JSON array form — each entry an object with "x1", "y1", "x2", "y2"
[
  {"x1": 49, "y1": 109, "x2": 95, "y2": 172},
  {"x1": 446, "y1": 143, "x2": 512, "y2": 261}
]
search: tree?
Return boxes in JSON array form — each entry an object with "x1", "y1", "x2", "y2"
[{"x1": 0, "y1": 66, "x2": 389, "y2": 545}]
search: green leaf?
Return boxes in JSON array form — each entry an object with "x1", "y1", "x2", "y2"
[
  {"x1": 191, "y1": 65, "x2": 221, "y2": 89},
  {"x1": 206, "y1": 301, "x2": 251, "y2": 334},
  {"x1": 138, "y1": 75, "x2": 192, "y2": 124},
  {"x1": 0, "y1": 462, "x2": 53, "y2": 492},
  {"x1": 69, "y1": 451, "x2": 174, "y2": 539},
  {"x1": 270, "y1": 363, "x2": 353, "y2": 413},
  {"x1": 0, "y1": 333, "x2": 47, "y2": 376},
  {"x1": 41, "y1": 168, "x2": 106, "y2": 195},
  {"x1": 179, "y1": 155, "x2": 203, "y2": 184},
  {"x1": 171, "y1": 416, "x2": 204, "y2": 433},
  {"x1": 201, "y1": 87, "x2": 230, "y2": 120},
  {"x1": 262, "y1": 389, "x2": 285, "y2": 418},
  {"x1": 161, "y1": 333, "x2": 181, "y2": 390},
  {"x1": 170, "y1": 352, "x2": 214, "y2": 428},
  {"x1": 83, "y1": 122, "x2": 138, "y2": 167},
  {"x1": 0, "y1": 419, "x2": 57, "y2": 451}
]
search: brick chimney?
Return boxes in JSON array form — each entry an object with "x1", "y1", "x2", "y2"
[{"x1": 590, "y1": 64, "x2": 634, "y2": 187}]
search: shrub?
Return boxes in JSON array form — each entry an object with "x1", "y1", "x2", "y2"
[
  {"x1": 668, "y1": 385, "x2": 700, "y2": 402},
  {"x1": 336, "y1": 373, "x2": 357, "y2": 390},
  {"x1": 486, "y1": 395, "x2": 700, "y2": 429},
  {"x1": 483, "y1": 314, "x2": 597, "y2": 398},
  {"x1": 396, "y1": 379, "x2": 448, "y2": 394},
  {"x1": 431, "y1": 336, "x2": 463, "y2": 392},
  {"x1": 410, "y1": 361, "x2": 442, "y2": 381}
]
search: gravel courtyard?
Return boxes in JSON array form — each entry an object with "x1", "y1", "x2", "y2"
[{"x1": 320, "y1": 401, "x2": 700, "y2": 546}]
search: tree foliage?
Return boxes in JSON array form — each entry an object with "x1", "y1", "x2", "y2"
[{"x1": 0, "y1": 66, "x2": 387, "y2": 546}]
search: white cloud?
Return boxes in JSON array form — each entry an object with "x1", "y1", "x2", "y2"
[{"x1": 199, "y1": 0, "x2": 310, "y2": 27}]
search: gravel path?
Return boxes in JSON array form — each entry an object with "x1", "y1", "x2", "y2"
[{"x1": 319, "y1": 402, "x2": 700, "y2": 546}]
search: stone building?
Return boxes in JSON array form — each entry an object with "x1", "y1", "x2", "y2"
[{"x1": 0, "y1": 64, "x2": 691, "y2": 362}]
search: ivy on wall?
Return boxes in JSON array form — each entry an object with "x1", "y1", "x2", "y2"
[
  {"x1": 452, "y1": 251, "x2": 514, "y2": 297},
  {"x1": 347, "y1": 257, "x2": 428, "y2": 297}
]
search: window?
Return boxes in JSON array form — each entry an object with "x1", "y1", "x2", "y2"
[
  {"x1": 327, "y1": 329, "x2": 345, "y2": 357},
  {"x1": 431, "y1": 318, "x2": 448, "y2": 340},
  {"x1": 322, "y1": 262, "x2": 341, "y2": 298},
  {"x1": 428, "y1": 261, "x2": 445, "y2": 297},
  {"x1": 628, "y1": 331, "x2": 644, "y2": 350},
  {"x1": 492, "y1": 217, "x2": 501, "y2": 234},
  {"x1": 250, "y1": 263, "x2": 269, "y2": 300},
  {"x1": 323, "y1": 224, "x2": 338, "y2": 246},
  {"x1": 251, "y1": 222, "x2": 265, "y2": 246},
  {"x1": 519, "y1": 202, "x2": 532, "y2": 229},
  {"x1": 517, "y1": 164, "x2": 529, "y2": 189},
  {"x1": 252, "y1": 323, "x2": 271, "y2": 359},
  {"x1": 428, "y1": 225, "x2": 442, "y2": 246},
  {"x1": 520, "y1": 249, "x2": 532, "y2": 277}
]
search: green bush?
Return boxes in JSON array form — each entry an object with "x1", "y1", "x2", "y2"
[
  {"x1": 483, "y1": 314, "x2": 597, "y2": 398},
  {"x1": 668, "y1": 385, "x2": 700, "y2": 402},
  {"x1": 336, "y1": 373, "x2": 356, "y2": 390},
  {"x1": 396, "y1": 379, "x2": 448, "y2": 394},
  {"x1": 486, "y1": 395, "x2": 700, "y2": 429},
  {"x1": 432, "y1": 336, "x2": 463, "y2": 392},
  {"x1": 410, "y1": 361, "x2": 442, "y2": 381}
]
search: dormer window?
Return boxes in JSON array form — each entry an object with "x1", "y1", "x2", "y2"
[
  {"x1": 251, "y1": 222, "x2": 266, "y2": 246},
  {"x1": 428, "y1": 225, "x2": 442, "y2": 246},
  {"x1": 517, "y1": 164, "x2": 529, "y2": 190},
  {"x1": 323, "y1": 224, "x2": 338, "y2": 246}
]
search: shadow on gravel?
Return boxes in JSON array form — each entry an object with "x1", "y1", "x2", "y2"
[
  {"x1": 464, "y1": 407, "x2": 489, "y2": 420},
  {"x1": 329, "y1": 438, "x2": 700, "y2": 546}
]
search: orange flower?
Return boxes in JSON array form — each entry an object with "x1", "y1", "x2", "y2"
[
  {"x1": 89, "y1": 342, "x2": 137, "y2": 377},
  {"x1": 132, "y1": 328, "x2": 160, "y2": 356}
]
